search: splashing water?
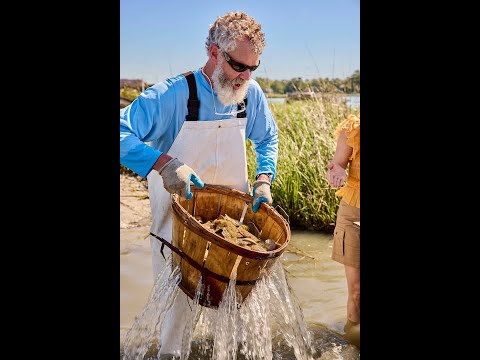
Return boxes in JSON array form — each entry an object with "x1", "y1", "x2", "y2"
[
  {"x1": 122, "y1": 256, "x2": 338, "y2": 360},
  {"x1": 122, "y1": 262, "x2": 182, "y2": 359}
]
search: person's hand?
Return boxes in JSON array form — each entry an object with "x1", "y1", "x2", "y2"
[
  {"x1": 252, "y1": 179, "x2": 272, "y2": 213},
  {"x1": 159, "y1": 158, "x2": 204, "y2": 199},
  {"x1": 327, "y1": 162, "x2": 347, "y2": 188}
]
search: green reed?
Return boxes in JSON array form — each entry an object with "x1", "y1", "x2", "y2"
[{"x1": 247, "y1": 95, "x2": 358, "y2": 231}]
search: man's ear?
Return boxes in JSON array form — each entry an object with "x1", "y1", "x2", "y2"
[{"x1": 209, "y1": 44, "x2": 219, "y2": 63}]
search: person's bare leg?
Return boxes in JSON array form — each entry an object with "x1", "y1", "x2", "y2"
[
  {"x1": 343, "y1": 264, "x2": 360, "y2": 348},
  {"x1": 345, "y1": 265, "x2": 360, "y2": 323}
]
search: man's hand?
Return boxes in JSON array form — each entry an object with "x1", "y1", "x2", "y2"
[
  {"x1": 159, "y1": 158, "x2": 204, "y2": 199},
  {"x1": 327, "y1": 162, "x2": 347, "y2": 188},
  {"x1": 252, "y1": 179, "x2": 272, "y2": 213}
]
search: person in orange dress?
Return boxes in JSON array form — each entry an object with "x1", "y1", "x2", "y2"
[{"x1": 326, "y1": 113, "x2": 360, "y2": 348}]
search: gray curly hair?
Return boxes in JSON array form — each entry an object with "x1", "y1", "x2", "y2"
[{"x1": 205, "y1": 11, "x2": 266, "y2": 55}]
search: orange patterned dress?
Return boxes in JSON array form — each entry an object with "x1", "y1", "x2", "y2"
[{"x1": 334, "y1": 114, "x2": 360, "y2": 208}]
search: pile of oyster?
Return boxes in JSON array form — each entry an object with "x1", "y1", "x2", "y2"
[{"x1": 195, "y1": 214, "x2": 277, "y2": 252}]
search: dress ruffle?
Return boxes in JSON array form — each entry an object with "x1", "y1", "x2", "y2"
[
  {"x1": 334, "y1": 114, "x2": 360, "y2": 161},
  {"x1": 336, "y1": 186, "x2": 360, "y2": 208}
]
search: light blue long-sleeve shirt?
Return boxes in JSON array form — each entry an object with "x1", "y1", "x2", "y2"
[{"x1": 120, "y1": 68, "x2": 278, "y2": 181}]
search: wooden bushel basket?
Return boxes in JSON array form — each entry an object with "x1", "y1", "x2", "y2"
[{"x1": 169, "y1": 183, "x2": 290, "y2": 309}]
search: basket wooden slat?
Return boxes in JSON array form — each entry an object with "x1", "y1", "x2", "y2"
[
  {"x1": 171, "y1": 212, "x2": 185, "y2": 273},
  {"x1": 177, "y1": 221, "x2": 209, "y2": 295}
]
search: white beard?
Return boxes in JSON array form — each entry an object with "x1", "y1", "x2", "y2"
[{"x1": 212, "y1": 58, "x2": 249, "y2": 106}]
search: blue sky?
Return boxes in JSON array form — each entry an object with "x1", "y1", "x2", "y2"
[{"x1": 120, "y1": 0, "x2": 359, "y2": 84}]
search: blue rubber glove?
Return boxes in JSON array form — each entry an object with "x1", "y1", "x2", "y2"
[
  {"x1": 159, "y1": 158, "x2": 204, "y2": 199},
  {"x1": 252, "y1": 179, "x2": 272, "y2": 213}
]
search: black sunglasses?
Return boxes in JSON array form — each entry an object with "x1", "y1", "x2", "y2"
[{"x1": 222, "y1": 51, "x2": 260, "y2": 72}]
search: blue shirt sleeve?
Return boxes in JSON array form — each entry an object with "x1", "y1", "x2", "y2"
[
  {"x1": 245, "y1": 80, "x2": 279, "y2": 183},
  {"x1": 120, "y1": 76, "x2": 189, "y2": 177}
]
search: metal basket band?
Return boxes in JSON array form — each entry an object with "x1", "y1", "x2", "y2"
[{"x1": 150, "y1": 232, "x2": 258, "y2": 286}]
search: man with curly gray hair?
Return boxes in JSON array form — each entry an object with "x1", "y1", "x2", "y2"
[{"x1": 120, "y1": 11, "x2": 278, "y2": 358}]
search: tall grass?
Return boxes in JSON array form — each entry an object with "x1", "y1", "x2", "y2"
[{"x1": 247, "y1": 95, "x2": 357, "y2": 231}]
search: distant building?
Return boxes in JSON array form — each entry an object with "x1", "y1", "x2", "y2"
[{"x1": 120, "y1": 79, "x2": 148, "y2": 90}]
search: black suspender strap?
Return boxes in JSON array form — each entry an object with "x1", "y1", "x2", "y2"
[
  {"x1": 237, "y1": 97, "x2": 248, "y2": 118},
  {"x1": 183, "y1": 71, "x2": 199, "y2": 121}
]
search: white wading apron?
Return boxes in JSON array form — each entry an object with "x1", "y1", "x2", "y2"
[{"x1": 146, "y1": 114, "x2": 249, "y2": 354}]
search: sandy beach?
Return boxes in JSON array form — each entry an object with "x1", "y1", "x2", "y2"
[
  {"x1": 120, "y1": 173, "x2": 151, "y2": 245},
  {"x1": 120, "y1": 173, "x2": 154, "y2": 343}
]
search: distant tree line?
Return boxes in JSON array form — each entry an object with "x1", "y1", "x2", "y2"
[
  {"x1": 255, "y1": 69, "x2": 360, "y2": 95},
  {"x1": 121, "y1": 69, "x2": 360, "y2": 99}
]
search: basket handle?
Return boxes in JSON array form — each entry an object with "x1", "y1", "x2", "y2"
[{"x1": 274, "y1": 204, "x2": 290, "y2": 225}]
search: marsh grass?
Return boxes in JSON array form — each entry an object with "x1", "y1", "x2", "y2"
[{"x1": 247, "y1": 95, "x2": 357, "y2": 231}]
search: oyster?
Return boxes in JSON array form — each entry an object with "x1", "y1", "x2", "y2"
[{"x1": 201, "y1": 214, "x2": 278, "y2": 252}]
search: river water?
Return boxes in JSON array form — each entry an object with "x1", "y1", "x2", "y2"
[{"x1": 120, "y1": 227, "x2": 360, "y2": 359}]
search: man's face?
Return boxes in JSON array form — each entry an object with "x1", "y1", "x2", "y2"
[{"x1": 212, "y1": 39, "x2": 260, "y2": 106}]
